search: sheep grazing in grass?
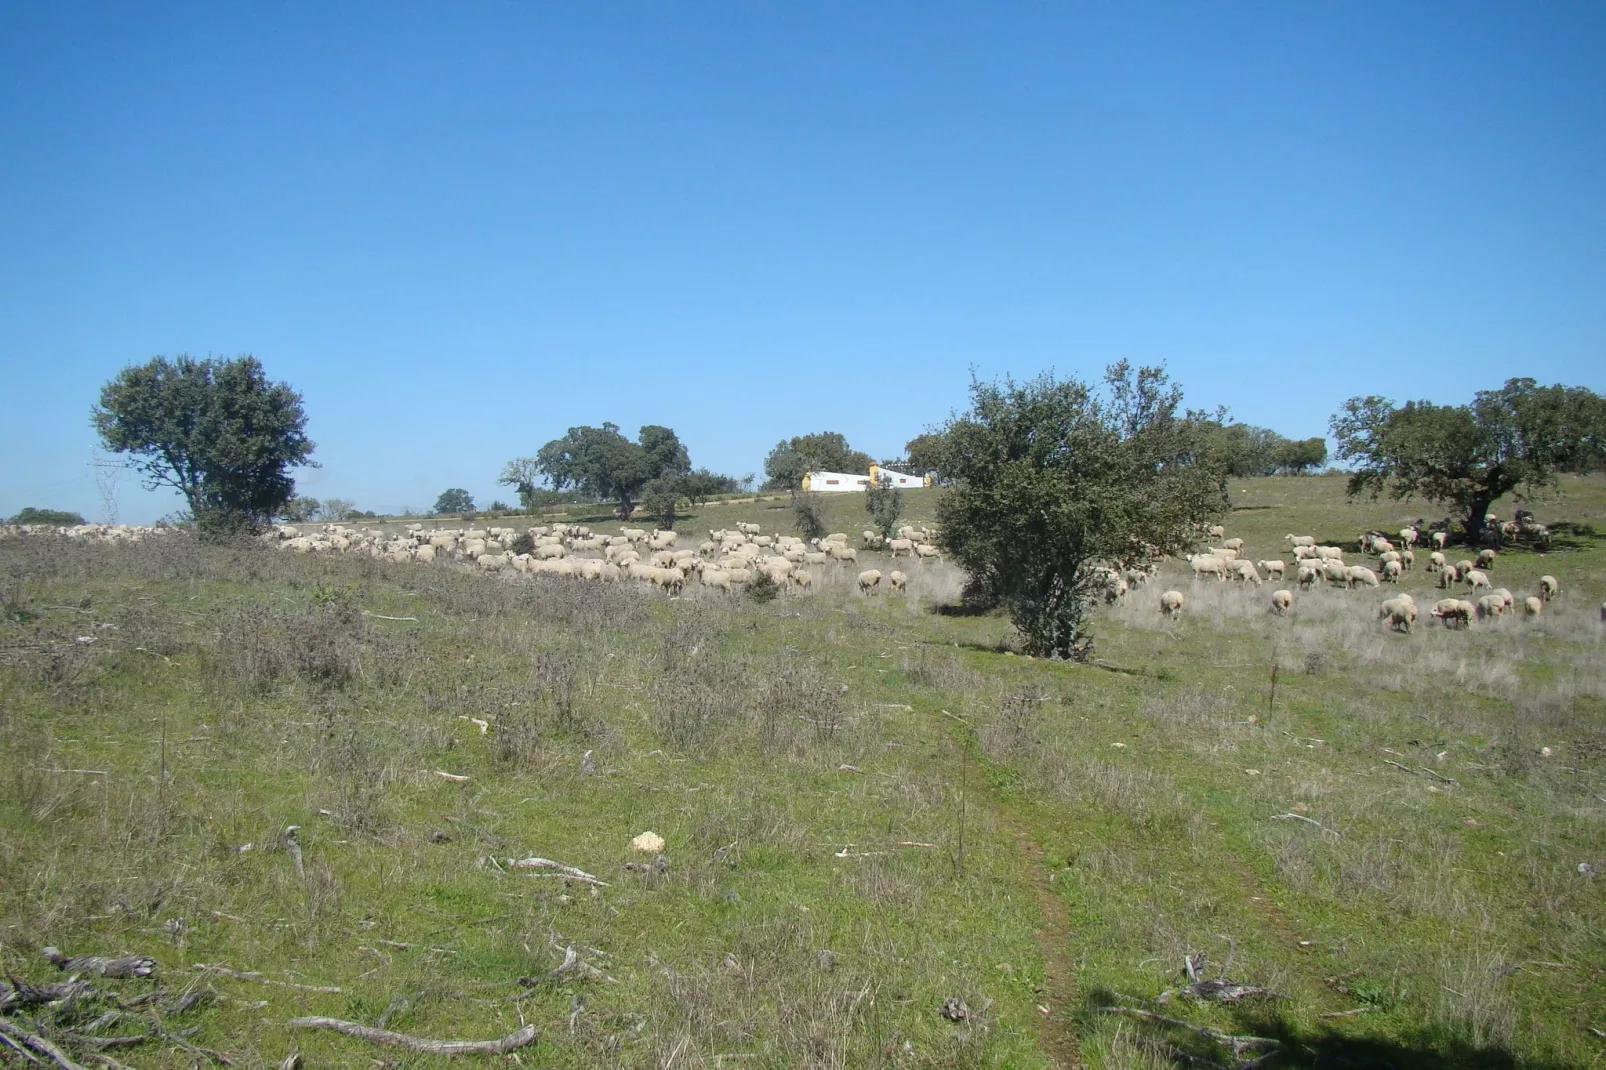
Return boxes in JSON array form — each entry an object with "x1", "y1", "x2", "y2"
[
  {"x1": 914, "y1": 543, "x2": 942, "y2": 563},
  {"x1": 857, "y1": 569, "x2": 882, "y2": 595},
  {"x1": 1539, "y1": 575, "x2": 1559, "y2": 601},
  {"x1": 1476, "y1": 548, "x2": 1497, "y2": 569},
  {"x1": 1431, "y1": 530, "x2": 1449, "y2": 550},
  {"x1": 1285, "y1": 534, "x2": 1316, "y2": 548},
  {"x1": 1269, "y1": 589, "x2": 1292, "y2": 614},
  {"x1": 1426, "y1": 551, "x2": 1446, "y2": 572},
  {"x1": 1160, "y1": 590, "x2": 1185, "y2": 617},
  {"x1": 828, "y1": 545, "x2": 859, "y2": 564},
  {"x1": 1523, "y1": 596, "x2": 1543, "y2": 617},
  {"x1": 1315, "y1": 546, "x2": 1344, "y2": 561},
  {"x1": 1454, "y1": 560, "x2": 1475, "y2": 579},
  {"x1": 1297, "y1": 566, "x2": 1321, "y2": 591},
  {"x1": 1233, "y1": 561, "x2": 1262, "y2": 585},
  {"x1": 1206, "y1": 525, "x2": 1226, "y2": 540},
  {"x1": 1431, "y1": 598, "x2": 1474, "y2": 628},
  {"x1": 887, "y1": 538, "x2": 914, "y2": 557},
  {"x1": 888, "y1": 569, "x2": 907, "y2": 593},
  {"x1": 1324, "y1": 560, "x2": 1350, "y2": 584},
  {"x1": 1476, "y1": 594, "x2": 1507, "y2": 620},
  {"x1": 1189, "y1": 555, "x2": 1227, "y2": 581},
  {"x1": 1463, "y1": 569, "x2": 1492, "y2": 592},
  {"x1": 1221, "y1": 537, "x2": 1245, "y2": 555},
  {"x1": 1398, "y1": 527, "x2": 1419, "y2": 547},
  {"x1": 1381, "y1": 560, "x2": 1403, "y2": 583},
  {"x1": 1345, "y1": 565, "x2": 1380, "y2": 588},
  {"x1": 1400, "y1": 549, "x2": 1414, "y2": 570},
  {"x1": 1258, "y1": 560, "x2": 1286, "y2": 579},
  {"x1": 1380, "y1": 595, "x2": 1418, "y2": 632},
  {"x1": 790, "y1": 570, "x2": 813, "y2": 592}
]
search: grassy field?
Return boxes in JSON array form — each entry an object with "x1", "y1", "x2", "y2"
[{"x1": 1, "y1": 475, "x2": 1602, "y2": 1068}]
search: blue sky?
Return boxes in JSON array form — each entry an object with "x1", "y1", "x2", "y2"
[{"x1": 2, "y1": 3, "x2": 1603, "y2": 522}]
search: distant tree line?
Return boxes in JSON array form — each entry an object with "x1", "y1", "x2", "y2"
[{"x1": 7, "y1": 507, "x2": 88, "y2": 526}]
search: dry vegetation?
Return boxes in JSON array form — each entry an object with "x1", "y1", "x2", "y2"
[{"x1": 1, "y1": 475, "x2": 1602, "y2": 1068}]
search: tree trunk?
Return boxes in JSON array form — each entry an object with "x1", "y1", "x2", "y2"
[{"x1": 1462, "y1": 497, "x2": 1494, "y2": 548}]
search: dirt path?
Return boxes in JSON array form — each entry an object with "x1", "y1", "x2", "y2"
[{"x1": 1015, "y1": 830, "x2": 1084, "y2": 1068}]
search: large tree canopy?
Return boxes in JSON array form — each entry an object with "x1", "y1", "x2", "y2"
[
  {"x1": 517, "y1": 423, "x2": 691, "y2": 520},
  {"x1": 763, "y1": 432, "x2": 875, "y2": 490},
  {"x1": 1330, "y1": 378, "x2": 1606, "y2": 545},
  {"x1": 93, "y1": 355, "x2": 315, "y2": 535},
  {"x1": 937, "y1": 363, "x2": 1227, "y2": 660}
]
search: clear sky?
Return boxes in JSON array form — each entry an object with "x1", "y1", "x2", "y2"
[{"x1": 3, "y1": 3, "x2": 1603, "y2": 522}]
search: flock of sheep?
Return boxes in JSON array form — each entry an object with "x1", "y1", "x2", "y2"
[
  {"x1": 260, "y1": 518, "x2": 948, "y2": 598},
  {"x1": 1155, "y1": 516, "x2": 1566, "y2": 633}
]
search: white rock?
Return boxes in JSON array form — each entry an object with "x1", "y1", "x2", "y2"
[{"x1": 630, "y1": 831, "x2": 665, "y2": 853}]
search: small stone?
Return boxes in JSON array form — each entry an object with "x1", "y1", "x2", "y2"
[
  {"x1": 1245, "y1": 769, "x2": 1261, "y2": 776},
  {"x1": 940, "y1": 996, "x2": 970, "y2": 1021},
  {"x1": 1580, "y1": 862, "x2": 1595, "y2": 875},
  {"x1": 817, "y1": 949, "x2": 837, "y2": 970}
]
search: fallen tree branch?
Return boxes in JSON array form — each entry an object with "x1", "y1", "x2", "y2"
[
  {"x1": 361, "y1": 612, "x2": 419, "y2": 621},
  {"x1": 1095, "y1": 1006, "x2": 1278, "y2": 1055},
  {"x1": 1318, "y1": 1007, "x2": 1376, "y2": 1019},
  {"x1": 287, "y1": 1017, "x2": 538, "y2": 1055},
  {"x1": 1271, "y1": 812, "x2": 1339, "y2": 838},
  {"x1": 501, "y1": 857, "x2": 609, "y2": 887},
  {"x1": 40, "y1": 949, "x2": 156, "y2": 980},
  {"x1": 0, "y1": 1020, "x2": 86, "y2": 1070}
]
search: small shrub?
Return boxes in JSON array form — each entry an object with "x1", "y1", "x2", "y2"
[
  {"x1": 748, "y1": 572, "x2": 780, "y2": 603},
  {"x1": 509, "y1": 532, "x2": 535, "y2": 557}
]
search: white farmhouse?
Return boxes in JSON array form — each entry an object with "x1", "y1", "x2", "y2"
[{"x1": 801, "y1": 465, "x2": 932, "y2": 493}]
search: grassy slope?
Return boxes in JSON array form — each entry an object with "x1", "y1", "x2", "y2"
[{"x1": 1, "y1": 475, "x2": 1602, "y2": 1068}]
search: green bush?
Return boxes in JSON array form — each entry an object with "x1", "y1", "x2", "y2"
[{"x1": 748, "y1": 572, "x2": 780, "y2": 603}]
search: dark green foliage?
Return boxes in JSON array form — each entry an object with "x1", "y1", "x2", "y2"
[
  {"x1": 280, "y1": 496, "x2": 321, "y2": 523},
  {"x1": 433, "y1": 488, "x2": 475, "y2": 515},
  {"x1": 937, "y1": 362, "x2": 1227, "y2": 660},
  {"x1": 8, "y1": 507, "x2": 88, "y2": 526},
  {"x1": 903, "y1": 432, "x2": 947, "y2": 479},
  {"x1": 681, "y1": 468, "x2": 742, "y2": 505},
  {"x1": 518, "y1": 423, "x2": 691, "y2": 520},
  {"x1": 92, "y1": 355, "x2": 316, "y2": 535},
  {"x1": 509, "y1": 532, "x2": 535, "y2": 556},
  {"x1": 1331, "y1": 378, "x2": 1606, "y2": 545},
  {"x1": 1273, "y1": 436, "x2": 1328, "y2": 474},
  {"x1": 791, "y1": 491, "x2": 830, "y2": 541},
  {"x1": 763, "y1": 432, "x2": 874, "y2": 490},
  {"x1": 641, "y1": 476, "x2": 683, "y2": 529},
  {"x1": 864, "y1": 474, "x2": 904, "y2": 539}
]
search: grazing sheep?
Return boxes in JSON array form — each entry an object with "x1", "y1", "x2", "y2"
[
  {"x1": 1258, "y1": 560, "x2": 1286, "y2": 579},
  {"x1": 1345, "y1": 565, "x2": 1380, "y2": 588},
  {"x1": 1381, "y1": 560, "x2": 1403, "y2": 583},
  {"x1": 1431, "y1": 598, "x2": 1473, "y2": 628},
  {"x1": 1206, "y1": 525, "x2": 1226, "y2": 540},
  {"x1": 1463, "y1": 569, "x2": 1492, "y2": 591},
  {"x1": 1437, "y1": 566, "x2": 1458, "y2": 590},
  {"x1": 1454, "y1": 559, "x2": 1475, "y2": 578},
  {"x1": 1269, "y1": 589, "x2": 1292, "y2": 614},
  {"x1": 914, "y1": 543, "x2": 942, "y2": 562},
  {"x1": 790, "y1": 570, "x2": 813, "y2": 592},
  {"x1": 1475, "y1": 548, "x2": 1497, "y2": 569},
  {"x1": 1297, "y1": 566, "x2": 1321, "y2": 590},
  {"x1": 1523, "y1": 596, "x2": 1543, "y2": 617},
  {"x1": 1293, "y1": 545, "x2": 1318, "y2": 561},
  {"x1": 1400, "y1": 549, "x2": 1415, "y2": 570},
  {"x1": 1476, "y1": 593, "x2": 1507, "y2": 620},
  {"x1": 887, "y1": 538, "x2": 914, "y2": 557},
  {"x1": 1285, "y1": 534, "x2": 1316, "y2": 548},
  {"x1": 1221, "y1": 537, "x2": 1245, "y2": 555},
  {"x1": 888, "y1": 569, "x2": 908, "y2": 593},
  {"x1": 1378, "y1": 550, "x2": 1401, "y2": 566},
  {"x1": 1233, "y1": 561, "x2": 1262, "y2": 585},
  {"x1": 1426, "y1": 551, "x2": 1446, "y2": 572},
  {"x1": 1315, "y1": 546, "x2": 1344, "y2": 561},
  {"x1": 1210, "y1": 547, "x2": 1240, "y2": 561},
  {"x1": 828, "y1": 545, "x2": 859, "y2": 564},
  {"x1": 857, "y1": 569, "x2": 883, "y2": 594},
  {"x1": 1189, "y1": 555, "x2": 1227, "y2": 581},
  {"x1": 1379, "y1": 595, "x2": 1418, "y2": 632},
  {"x1": 1431, "y1": 530, "x2": 1449, "y2": 550},
  {"x1": 1324, "y1": 559, "x2": 1350, "y2": 584},
  {"x1": 1539, "y1": 575, "x2": 1559, "y2": 601},
  {"x1": 1398, "y1": 527, "x2": 1419, "y2": 547},
  {"x1": 1160, "y1": 590, "x2": 1185, "y2": 616}
]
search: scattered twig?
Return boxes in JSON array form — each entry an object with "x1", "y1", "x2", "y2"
[
  {"x1": 1272, "y1": 812, "x2": 1340, "y2": 838},
  {"x1": 1318, "y1": 1007, "x2": 1376, "y2": 1019},
  {"x1": 43, "y1": 769, "x2": 108, "y2": 777},
  {"x1": 1382, "y1": 759, "x2": 1457, "y2": 785},
  {"x1": 191, "y1": 965, "x2": 341, "y2": 994},
  {"x1": 287, "y1": 1017, "x2": 538, "y2": 1055},
  {"x1": 361, "y1": 612, "x2": 419, "y2": 621},
  {"x1": 434, "y1": 770, "x2": 472, "y2": 783},
  {"x1": 282, "y1": 826, "x2": 305, "y2": 880}
]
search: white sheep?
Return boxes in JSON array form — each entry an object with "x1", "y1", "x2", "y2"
[
  {"x1": 829, "y1": 545, "x2": 859, "y2": 564},
  {"x1": 1463, "y1": 569, "x2": 1492, "y2": 592},
  {"x1": 1431, "y1": 598, "x2": 1473, "y2": 628},
  {"x1": 1160, "y1": 590, "x2": 1185, "y2": 616},
  {"x1": 1476, "y1": 593, "x2": 1506, "y2": 620},
  {"x1": 1539, "y1": 575, "x2": 1559, "y2": 601},
  {"x1": 1401, "y1": 549, "x2": 1415, "y2": 570},
  {"x1": 1379, "y1": 595, "x2": 1418, "y2": 632},
  {"x1": 790, "y1": 570, "x2": 813, "y2": 592},
  {"x1": 889, "y1": 570, "x2": 907, "y2": 593},
  {"x1": 1315, "y1": 546, "x2": 1344, "y2": 561},
  {"x1": 1475, "y1": 548, "x2": 1497, "y2": 569},
  {"x1": 1285, "y1": 534, "x2": 1316, "y2": 548},
  {"x1": 1381, "y1": 560, "x2": 1403, "y2": 583},
  {"x1": 1233, "y1": 561, "x2": 1262, "y2": 585},
  {"x1": 1221, "y1": 537, "x2": 1245, "y2": 555},
  {"x1": 1431, "y1": 530, "x2": 1448, "y2": 550},
  {"x1": 1269, "y1": 589, "x2": 1292, "y2": 614},
  {"x1": 1188, "y1": 555, "x2": 1227, "y2": 581},
  {"x1": 1523, "y1": 596, "x2": 1542, "y2": 617},
  {"x1": 1398, "y1": 527, "x2": 1419, "y2": 547},
  {"x1": 1324, "y1": 559, "x2": 1350, "y2": 584},
  {"x1": 1297, "y1": 565, "x2": 1321, "y2": 590},
  {"x1": 857, "y1": 569, "x2": 883, "y2": 594},
  {"x1": 1257, "y1": 560, "x2": 1286, "y2": 579},
  {"x1": 1345, "y1": 565, "x2": 1380, "y2": 588},
  {"x1": 1206, "y1": 525, "x2": 1226, "y2": 539},
  {"x1": 914, "y1": 543, "x2": 942, "y2": 562},
  {"x1": 887, "y1": 538, "x2": 913, "y2": 557}
]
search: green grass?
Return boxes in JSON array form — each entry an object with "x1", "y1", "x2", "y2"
[{"x1": 1, "y1": 475, "x2": 1602, "y2": 1067}]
